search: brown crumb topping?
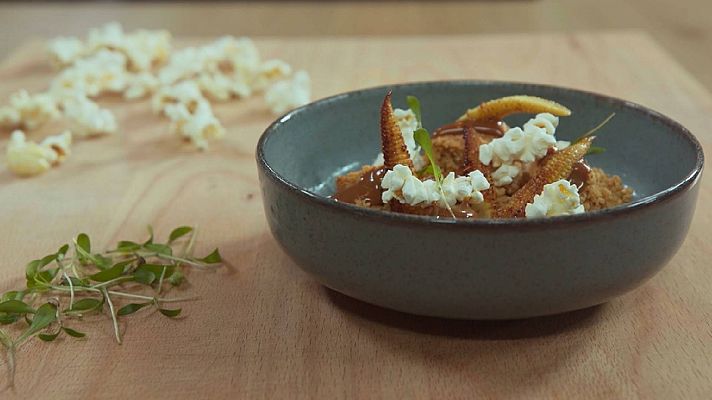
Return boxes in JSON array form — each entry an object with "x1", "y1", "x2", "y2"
[{"x1": 580, "y1": 168, "x2": 633, "y2": 211}]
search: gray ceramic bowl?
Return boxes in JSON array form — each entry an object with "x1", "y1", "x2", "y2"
[{"x1": 257, "y1": 81, "x2": 704, "y2": 319}]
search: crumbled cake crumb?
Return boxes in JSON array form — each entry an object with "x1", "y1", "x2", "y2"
[
  {"x1": 432, "y1": 135, "x2": 466, "y2": 174},
  {"x1": 580, "y1": 168, "x2": 633, "y2": 211}
]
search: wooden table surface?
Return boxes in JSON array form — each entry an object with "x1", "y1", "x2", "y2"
[
  {"x1": 0, "y1": 31, "x2": 711, "y2": 399},
  {"x1": 1, "y1": 0, "x2": 711, "y2": 92}
]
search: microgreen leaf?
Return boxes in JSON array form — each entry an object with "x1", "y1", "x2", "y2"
[
  {"x1": 406, "y1": 96, "x2": 422, "y2": 128},
  {"x1": 167, "y1": 270, "x2": 184, "y2": 286},
  {"x1": 198, "y1": 249, "x2": 222, "y2": 264},
  {"x1": 39, "y1": 253, "x2": 58, "y2": 268},
  {"x1": 144, "y1": 225, "x2": 154, "y2": 245},
  {"x1": 413, "y1": 128, "x2": 442, "y2": 183},
  {"x1": 62, "y1": 327, "x2": 86, "y2": 338},
  {"x1": 25, "y1": 253, "x2": 56, "y2": 281},
  {"x1": 17, "y1": 303, "x2": 57, "y2": 344},
  {"x1": 168, "y1": 226, "x2": 193, "y2": 243},
  {"x1": 25, "y1": 260, "x2": 41, "y2": 281},
  {"x1": 88, "y1": 263, "x2": 126, "y2": 282},
  {"x1": 25, "y1": 260, "x2": 40, "y2": 288},
  {"x1": 57, "y1": 244, "x2": 69, "y2": 259},
  {"x1": 74, "y1": 237, "x2": 112, "y2": 269},
  {"x1": 28, "y1": 268, "x2": 59, "y2": 289},
  {"x1": 1, "y1": 291, "x2": 26, "y2": 302},
  {"x1": 38, "y1": 331, "x2": 61, "y2": 342},
  {"x1": 117, "y1": 302, "x2": 151, "y2": 316},
  {"x1": 93, "y1": 254, "x2": 113, "y2": 270},
  {"x1": 76, "y1": 233, "x2": 91, "y2": 254},
  {"x1": 133, "y1": 269, "x2": 156, "y2": 285},
  {"x1": 0, "y1": 314, "x2": 19, "y2": 325},
  {"x1": 113, "y1": 259, "x2": 136, "y2": 271},
  {"x1": 144, "y1": 243, "x2": 173, "y2": 256},
  {"x1": 116, "y1": 241, "x2": 141, "y2": 252},
  {"x1": 158, "y1": 308, "x2": 181, "y2": 318},
  {"x1": 136, "y1": 264, "x2": 175, "y2": 277},
  {"x1": 586, "y1": 146, "x2": 606, "y2": 155},
  {"x1": 0, "y1": 300, "x2": 35, "y2": 315},
  {"x1": 64, "y1": 276, "x2": 90, "y2": 287},
  {"x1": 0, "y1": 224, "x2": 216, "y2": 382},
  {"x1": 74, "y1": 241, "x2": 93, "y2": 265},
  {"x1": 66, "y1": 298, "x2": 103, "y2": 313}
]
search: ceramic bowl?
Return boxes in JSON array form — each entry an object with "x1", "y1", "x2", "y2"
[{"x1": 256, "y1": 81, "x2": 704, "y2": 319}]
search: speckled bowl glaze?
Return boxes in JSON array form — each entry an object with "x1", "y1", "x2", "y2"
[{"x1": 256, "y1": 81, "x2": 704, "y2": 320}]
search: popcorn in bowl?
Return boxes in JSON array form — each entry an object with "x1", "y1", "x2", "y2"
[{"x1": 333, "y1": 93, "x2": 633, "y2": 219}]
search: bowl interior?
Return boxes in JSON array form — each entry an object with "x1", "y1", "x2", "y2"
[{"x1": 261, "y1": 82, "x2": 700, "y2": 205}]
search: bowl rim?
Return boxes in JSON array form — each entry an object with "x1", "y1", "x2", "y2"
[{"x1": 256, "y1": 80, "x2": 705, "y2": 228}]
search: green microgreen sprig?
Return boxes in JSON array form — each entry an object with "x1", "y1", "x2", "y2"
[
  {"x1": 407, "y1": 96, "x2": 455, "y2": 218},
  {"x1": 586, "y1": 146, "x2": 607, "y2": 155},
  {"x1": 413, "y1": 129, "x2": 443, "y2": 183},
  {"x1": 573, "y1": 112, "x2": 616, "y2": 156},
  {"x1": 0, "y1": 225, "x2": 222, "y2": 387},
  {"x1": 406, "y1": 96, "x2": 422, "y2": 129}
]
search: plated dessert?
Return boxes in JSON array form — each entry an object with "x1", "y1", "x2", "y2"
[
  {"x1": 258, "y1": 80, "x2": 702, "y2": 318},
  {"x1": 333, "y1": 93, "x2": 633, "y2": 219}
]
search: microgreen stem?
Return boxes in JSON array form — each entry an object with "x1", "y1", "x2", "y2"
[
  {"x1": 52, "y1": 299, "x2": 64, "y2": 336},
  {"x1": 101, "y1": 288, "x2": 121, "y2": 345},
  {"x1": 574, "y1": 112, "x2": 616, "y2": 143},
  {"x1": 109, "y1": 291, "x2": 196, "y2": 303},
  {"x1": 70, "y1": 262, "x2": 82, "y2": 280},
  {"x1": 47, "y1": 285, "x2": 191, "y2": 303},
  {"x1": 49, "y1": 285, "x2": 101, "y2": 295},
  {"x1": 439, "y1": 192, "x2": 457, "y2": 219},
  {"x1": 6, "y1": 345, "x2": 15, "y2": 388},
  {"x1": 91, "y1": 276, "x2": 134, "y2": 289},
  {"x1": 1, "y1": 225, "x2": 219, "y2": 385},
  {"x1": 182, "y1": 226, "x2": 198, "y2": 258},
  {"x1": 63, "y1": 271, "x2": 75, "y2": 309},
  {"x1": 153, "y1": 254, "x2": 214, "y2": 269},
  {"x1": 157, "y1": 266, "x2": 167, "y2": 295},
  {"x1": 57, "y1": 257, "x2": 75, "y2": 309}
]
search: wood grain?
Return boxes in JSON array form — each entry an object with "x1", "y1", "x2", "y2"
[
  {"x1": 1, "y1": 0, "x2": 712, "y2": 92},
  {"x1": 0, "y1": 32, "x2": 711, "y2": 399}
]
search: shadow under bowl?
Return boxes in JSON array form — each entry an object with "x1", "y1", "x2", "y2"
[{"x1": 256, "y1": 81, "x2": 704, "y2": 319}]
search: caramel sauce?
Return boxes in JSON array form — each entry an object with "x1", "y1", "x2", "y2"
[
  {"x1": 331, "y1": 166, "x2": 481, "y2": 219},
  {"x1": 569, "y1": 161, "x2": 591, "y2": 188},
  {"x1": 332, "y1": 167, "x2": 386, "y2": 205},
  {"x1": 431, "y1": 203, "x2": 478, "y2": 219},
  {"x1": 433, "y1": 119, "x2": 506, "y2": 138},
  {"x1": 332, "y1": 118, "x2": 504, "y2": 219}
]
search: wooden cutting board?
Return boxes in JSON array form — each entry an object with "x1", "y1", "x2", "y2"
[{"x1": 0, "y1": 31, "x2": 710, "y2": 399}]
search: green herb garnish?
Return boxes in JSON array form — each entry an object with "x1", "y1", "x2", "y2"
[
  {"x1": 414, "y1": 128, "x2": 443, "y2": 183},
  {"x1": 573, "y1": 112, "x2": 616, "y2": 143},
  {"x1": 408, "y1": 95, "x2": 455, "y2": 218},
  {"x1": 586, "y1": 146, "x2": 606, "y2": 155},
  {"x1": 406, "y1": 95, "x2": 423, "y2": 128},
  {"x1": 0, "y1": 225, "x2": 222, "y2": 387},
  {"x1": 572, "y1": 113, "x2": 615, "y2": 156}
]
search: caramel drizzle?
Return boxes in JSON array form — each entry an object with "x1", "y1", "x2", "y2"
[
  {"x1": 332, "y1": 167, "x2": 386, "y2": 206},
  {"x1": 332, "y1": 114, "x2": 591, "y2": 219}
]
